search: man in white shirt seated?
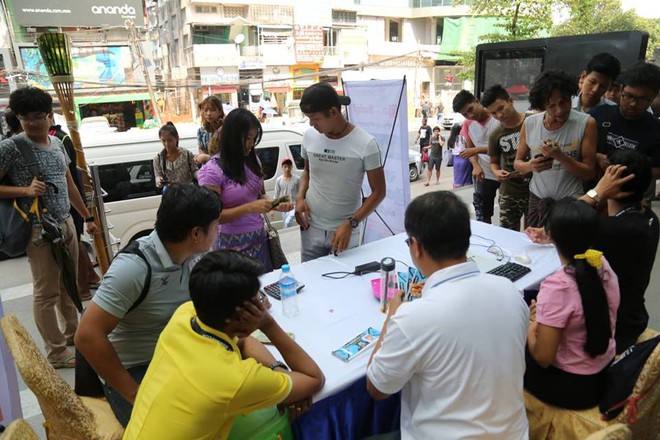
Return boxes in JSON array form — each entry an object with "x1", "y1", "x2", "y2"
[{"x1": 366, "y1": 191, "x2": 530, "y2": 439}]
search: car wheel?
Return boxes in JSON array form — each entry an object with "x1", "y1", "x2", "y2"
[{"x1": 409, "y1": 165, "x2": 419, "y2": 182}]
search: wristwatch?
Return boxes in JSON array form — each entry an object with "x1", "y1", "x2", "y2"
[
  {"x1": 347, "y1": 216, "x2": 360, "y2": 229},
  {"x1": 269, "y1": 360, "x2": 290, "y2": 371},
  {"x1": 586, "y1": 189, "x2": 601, "y2": 204}
]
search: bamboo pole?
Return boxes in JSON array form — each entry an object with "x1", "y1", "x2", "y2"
[{"x1": 38, "y1": 33, "x2": 111, "y2": 274}]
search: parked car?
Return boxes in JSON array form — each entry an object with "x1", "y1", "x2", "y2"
[
  {"x1": 442, "y1": 112, "x2": 465, "y2": 130},
  {"x1": 82, "y1": 124, "x2": 305, "y2": 248},
  {"x1": 409, "y1": 149, "x2": 423, "y2": 182}
]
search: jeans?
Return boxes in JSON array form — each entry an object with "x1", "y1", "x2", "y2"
[
  {"x1": 300, "y1": 225, "x2": 360, "y2": 262},
  {"x1": 104, "y1": 364, "x2": 149, "y2": 427}
]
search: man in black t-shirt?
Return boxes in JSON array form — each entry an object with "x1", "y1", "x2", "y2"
[
  {"x1": 588, "y1": 62, "x2": 660, "y2": 201},
  {"x1": 415, "y1": 118, "x2": 432, "y2": 154},
  {"x1": 580, "y1": 150, "x2": 659, "y2": 353}
]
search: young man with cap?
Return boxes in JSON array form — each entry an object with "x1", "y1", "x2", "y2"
[
  {"x1": 296, "y1": 82, "x2": 386, "y2": 262},
  {"x1": 273, "y1": 158, "x2": 300, "y2": 228}
]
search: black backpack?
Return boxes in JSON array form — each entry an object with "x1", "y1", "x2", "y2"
[{"x1": 599, "y1": 335, "x2": 660, "y2": 421}]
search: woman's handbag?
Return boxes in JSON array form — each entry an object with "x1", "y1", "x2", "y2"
[{"x1": 262, "y1": 214, "x2": 288, "y2": 269}]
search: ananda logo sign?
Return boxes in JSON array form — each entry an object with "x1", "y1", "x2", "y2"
[{"x1": 91, "y1": 4, "x2": 137, "y2": 15}]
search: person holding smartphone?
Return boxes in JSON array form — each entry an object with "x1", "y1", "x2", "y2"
[
  {"x1": 482, "y1": 85, "x2": 531, "y2": 231},
  {"x1": 514, "y1": 71, "x2": 597, "y2": 227}
]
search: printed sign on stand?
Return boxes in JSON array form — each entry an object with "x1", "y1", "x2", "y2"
[{"x1": 343, "y1": 79, "x2": 410, "y2": 244}]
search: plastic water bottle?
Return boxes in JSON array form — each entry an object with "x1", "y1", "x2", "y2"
[{"x1": 280, "y1": 264, "x2": 299, "y2": 317}]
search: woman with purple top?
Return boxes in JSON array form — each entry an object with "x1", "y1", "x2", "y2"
[{"x1": 198, "y1": 108, "x2": 292, "y2": 272}]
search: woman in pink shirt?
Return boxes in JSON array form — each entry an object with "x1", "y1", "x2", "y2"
[
  {"x1": 198, "y1": 108, "x2": 291, "y2": 272},
  {"x1": 525, "y1": 198, "x2": 619, "y2": 409}
]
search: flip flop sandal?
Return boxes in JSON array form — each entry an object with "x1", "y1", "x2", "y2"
[{"x1": 50, "y1": 354, "x2": 76, "y2": 369}]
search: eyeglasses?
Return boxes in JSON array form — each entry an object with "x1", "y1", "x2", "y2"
[
  {"x1": 18, "y1": 115, "x2": 49, "y2": 124},
  {"x1": 404, "y1": 237, "x2": 411, "y2": 247},
  {"x1": 620, "y1": 92, "x2": 653, "y2": 105}
]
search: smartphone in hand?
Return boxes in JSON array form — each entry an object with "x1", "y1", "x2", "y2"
[{"x1": 270, "y1": 195, "x2": 291, "y2": 210}]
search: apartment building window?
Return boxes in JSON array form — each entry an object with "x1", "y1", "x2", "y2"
[
  {"x1": 324, "y1": 28, "x2": 338, "y2": 47},
  {"x1": 193, "y1": 26, "x2": 231, "y2": 44},
  {"x1": 195, "y1": 5, "x2": 217, "y2": 14},
  {"x1": 386, "y1": 19, "x2": 401, "y2": 43},
  {"x1": 332, "y1": 10, "x2": 357, "y2": 24}
]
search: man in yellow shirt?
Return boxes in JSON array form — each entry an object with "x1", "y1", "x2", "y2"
[{"x1": 124, "y1": 250, "x2": 325, "y2": 439}]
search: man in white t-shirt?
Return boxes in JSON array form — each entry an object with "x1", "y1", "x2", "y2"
[
  {"x1": 453, "y1": 90, "x2": 501, "y2": 223},
  {"x1": 367, "y1": 191, "x2": 529, "y2": 440},
  {"x1": 296, "y1": 82, "x2": 386, "y2": 262}
]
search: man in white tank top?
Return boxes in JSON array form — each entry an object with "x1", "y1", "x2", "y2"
[{"x1": 514, "y1": 71, "x2": 597, "y2": 227}]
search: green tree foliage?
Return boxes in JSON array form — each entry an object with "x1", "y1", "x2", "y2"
[
  {"x1": 552, "y1": 0, "x2": 660, "y2": 59},
  {"x1": 469, "y1": 0, "x2": 554, "y2": 42},
  {"x1": 457, "y1": 0, "x2": 659, "y2": 79},
  {"x1": 455, "y1": 0, "x2": 554, "y2": 79}
]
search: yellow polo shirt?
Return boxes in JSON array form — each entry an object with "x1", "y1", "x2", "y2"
[{"x1": 123, "y1": 302, "x2": 292, "y2": 440}]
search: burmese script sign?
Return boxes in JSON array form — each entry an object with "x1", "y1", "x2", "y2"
[{"x1": 294, "y1": 25, "x2": 324, "y2": 64}]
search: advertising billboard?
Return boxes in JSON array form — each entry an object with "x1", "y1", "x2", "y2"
[
  {"x1": 12, "y1": 0, "x2": 144, "y2": 27},
  {"x1": 19, "y1": 45, "x2": 134, "y2": 89}
]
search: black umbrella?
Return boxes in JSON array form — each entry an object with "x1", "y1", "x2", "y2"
[{"x1": 36, "y1": 194, "x2": 83, "y2": 313}]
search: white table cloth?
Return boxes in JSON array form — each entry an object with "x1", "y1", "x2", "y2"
[{"x1": 263, "y1": 220, "x2": 560, "y2": 401}]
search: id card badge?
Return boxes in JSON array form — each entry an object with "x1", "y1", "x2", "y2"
[{"x1": 332, "y1": 327, "x2": 381, "y2": 363}]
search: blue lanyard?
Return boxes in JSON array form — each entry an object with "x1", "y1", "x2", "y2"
[
  {"x1": 615, "y1": 205, "x2": 642, "y2": 217},
  {"x1": 429, "y1": 270, "x2": 480, "y2": 290},
  {"x1": 191, "y1": 317, "x2": 233, "y2": 352}
]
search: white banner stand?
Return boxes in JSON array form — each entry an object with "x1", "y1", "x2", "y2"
[{"x1": 343, "y1": 78, "x2": 410, "y2": 243}]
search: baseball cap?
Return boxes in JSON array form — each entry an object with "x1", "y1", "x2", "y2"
[
  {"x1": 300, "y1": 82, "x2": 351, "y2": 114},
  {"x1": 281, "y1": 158, "x2": 293, "y2": 166}
]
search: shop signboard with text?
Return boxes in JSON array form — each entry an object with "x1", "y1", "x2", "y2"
[
  {"x1": 290, "y1": 65, "x2": 319, "y2": 88},
  {"x1": 294, "y1": 25, "x2": 324, "y2": 64},
  {"x1": 12, "y1": 0, "x2": 144, "y2": 27}
]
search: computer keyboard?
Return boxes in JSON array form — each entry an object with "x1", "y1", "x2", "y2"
[{"x1": 487, "y1": 261, "x2": 532, "y2": 282}]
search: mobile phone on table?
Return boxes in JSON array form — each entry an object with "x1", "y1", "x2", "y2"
[{"x1": 261, "y1": 280, "x2": 305, "y2": 300}]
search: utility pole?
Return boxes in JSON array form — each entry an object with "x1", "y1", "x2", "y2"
[{"x1": 125, "y1": 19, "x2": 162, "y2": 125}]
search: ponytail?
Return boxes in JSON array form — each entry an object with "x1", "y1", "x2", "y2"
[
  {"x1": 546, "y1": 199, "x2": 612, "y2": 359},
  {"x1": 572, "y1": 258, "x2": 610, "y2": 357}
]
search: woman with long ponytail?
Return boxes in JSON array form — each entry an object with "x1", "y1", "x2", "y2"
[{"x1": 525, "y1": 198, "x2": 620, "y2": 409}]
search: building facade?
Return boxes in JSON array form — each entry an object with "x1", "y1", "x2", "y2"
[
  {"x1": 150, "y1": 0, "x2": 483, "y2": 120},
  {"x1": 1, "y1": 0, "x2": 156, "y2": 131}
]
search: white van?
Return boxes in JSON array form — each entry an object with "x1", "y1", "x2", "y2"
[{"x1": 82, "y1": 124, "x2": 305, "y2": 248}]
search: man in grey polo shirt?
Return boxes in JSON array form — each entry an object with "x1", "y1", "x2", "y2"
[{"x1": 75, "y1": 184, "x2": 221, "y2": 426}]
